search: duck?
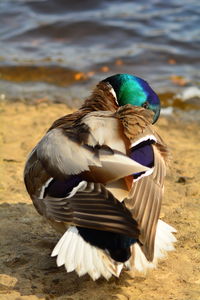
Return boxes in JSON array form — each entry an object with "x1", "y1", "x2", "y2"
[{"x1": 24, "y1": 73, "x2": 176, "y2": 280}]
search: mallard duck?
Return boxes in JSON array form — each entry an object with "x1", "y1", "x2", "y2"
[{"x1": 24, "y1": 74, "x2": 176, "y2": 280}]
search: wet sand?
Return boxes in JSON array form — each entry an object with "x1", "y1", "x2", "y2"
[{"x1": 0, "y1": 101, "x2": 200, "y2": 300}]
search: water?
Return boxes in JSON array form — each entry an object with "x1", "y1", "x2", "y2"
[{"x1": 0, "y1": 0, "x2": 200, "y2": 112}]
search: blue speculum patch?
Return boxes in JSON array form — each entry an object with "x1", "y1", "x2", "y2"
[
  {"x1": 44, "y1": 175, "x2": 82, "y2": 198},
  {"x1": 130, "y1": 140, "x2": 154, "y2": 179}
]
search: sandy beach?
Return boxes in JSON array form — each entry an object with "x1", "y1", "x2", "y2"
[{"x1": 0, "y1": 101, "x2": 200, "y2": 300}]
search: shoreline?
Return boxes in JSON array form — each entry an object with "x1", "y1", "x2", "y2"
[{"x1": 0, "y1": 101, "x2": 200, "y2": 300}]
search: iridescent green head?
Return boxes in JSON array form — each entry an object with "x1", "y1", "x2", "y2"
[{"x1": 102, "y1": 73, "x2": 160, "y2": 123}]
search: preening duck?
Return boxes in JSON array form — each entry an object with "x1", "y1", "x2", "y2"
[{"x1": 24, "y1": 74, "x2": 176, "y2": 280}]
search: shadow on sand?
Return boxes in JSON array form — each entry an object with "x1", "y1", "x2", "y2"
[{"x1": 0, "y1": 202, "x2": 144, "y2": 299}]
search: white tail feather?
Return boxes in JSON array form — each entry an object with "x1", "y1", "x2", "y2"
[
  {"x1": 51, "y1": 220, "x2": 176, "y2": 280},
  {"x1": 126, "y1": 220, "x2": 177, "y2": 273},
  {"x1": 51, "y1": 226, "x2": 123, "y2": 280}
]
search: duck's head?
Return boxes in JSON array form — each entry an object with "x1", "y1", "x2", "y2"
[{"x1": 102, "y1": 74, "x2": 160, "y2": 124}]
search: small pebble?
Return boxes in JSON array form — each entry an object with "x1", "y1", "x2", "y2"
[{"x1": 177, "y1": 176, "x2": 187, "y2": 183}]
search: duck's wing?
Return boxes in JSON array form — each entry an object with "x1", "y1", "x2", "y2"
[
  {"x1": 33, "y1": 180, "x2": 139, "y2": 239},
  {"x1": 24, "y1": 110, "x2": 149, "y2": 237},
  {"x1": 24, "y1": 147, "x2": 140, "y2": 239},
  {"x1": 124, "y1": 144, "x2": 167, "y2": 261}
]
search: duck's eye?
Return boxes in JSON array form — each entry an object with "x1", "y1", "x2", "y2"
[{"x1": 142, "y1": 102, "x2": 149, "y2": 109}]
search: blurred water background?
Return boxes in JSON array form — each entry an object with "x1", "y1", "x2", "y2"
[{"x1": 0, "y1": 0, "x2": 200, "y2": 116}]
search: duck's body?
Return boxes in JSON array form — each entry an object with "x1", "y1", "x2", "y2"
[{"x1": 24, "y1": 74, "x2": 176, "y2": 280}]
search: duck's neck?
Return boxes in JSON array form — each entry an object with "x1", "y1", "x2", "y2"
[{"x1": 81, "y1": 82, "x2": 118, "y2": 113}]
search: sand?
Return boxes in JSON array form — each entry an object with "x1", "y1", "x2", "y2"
[{"x1": 0, "y1": 101, "x2": 200, "y2": 300}]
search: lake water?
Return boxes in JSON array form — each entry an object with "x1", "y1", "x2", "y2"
[{"x1": 0, "y1": 0, "x2": 199, "y2": 114}]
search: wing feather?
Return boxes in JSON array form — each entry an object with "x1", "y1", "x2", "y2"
[
  {"x1": 36, "y1": 128, "x2": 101, "y2": 178},
  {"x1": 34, "y1": 182, "x2": 140, "y2": 239},
  {"x1": 25, "y1": 112, "x2": 150, "y2": 197},
  {"x1": 124, "y1": 145, "x2": 167, "y2": 261}
]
